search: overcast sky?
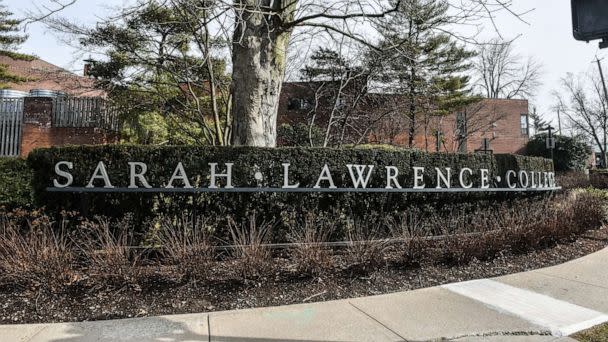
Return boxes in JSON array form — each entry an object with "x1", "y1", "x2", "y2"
[{"x1": 4, "y1": 0, "x2": 606, "y2": 127}]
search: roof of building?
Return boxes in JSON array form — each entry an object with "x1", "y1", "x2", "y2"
[{"x1": 0, "y1": 55, "x2": 103, "y2": 97}]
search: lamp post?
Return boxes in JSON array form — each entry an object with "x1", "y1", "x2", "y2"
[{"x1": 543, "y1": 125, "x2": 556, "y2": 164}]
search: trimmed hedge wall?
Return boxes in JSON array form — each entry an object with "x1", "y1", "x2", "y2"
[
  {"x1": 0, "y1": 158, "x2": 32, "y2": 208},
  {"x1": 26, "y1": 145, "x2": 554, "y2": 241},
  {"x1": 494, "y1": 154, "x2": 554, "y2": 185},
  {"x1": 23, "y1": 145, "x2": 552, "y2": 241}
]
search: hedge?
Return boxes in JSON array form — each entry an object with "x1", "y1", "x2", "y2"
[
  {"x1": 26, "y1": 145, "x2": 554, "y2": 241},
  {"x1": 494, "y1": 154, "x2": 554, "y2": 183},
  {"x1": 526, "y1": 134, "x2": 591, "y2": 171},
  {"x1": 0, "y1": 158, "x2": 32, "y2": 208}
]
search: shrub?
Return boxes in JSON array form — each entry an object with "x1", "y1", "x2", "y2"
[
  {"x1": 227, "y1": 215, "x2": 274, "y2": 279},
  {"x1": 343, "y1": 218, "x2": 391, "y2": 272},
  {"x1": 526, "y1": 134, "x2": 591, "y2": 172},
  {"x1": 287, "y1": 213, "x2": 334, "y2": 276},
  {"x1": 386, "y1": 211, "x2": 432, "y2": 267},
  {"x1": 558, "y1": 172, "x2": 591, "y2": 190},
  {"x1": 77, "y1": 218, "x2": 144, "y2": 290},
  {"x1": 590, "y1": 170, "x2": 608, "y2": 189},
  {"x1": 156, "y1": 215, "x2": 214, "y2": 282},
  {"x1": 277, "y1": 123, "x2": 324, "y2": 147},
  {"x1": 0, "y1": 190, "x2": 603, "y2": 292},
  {"x1": 0, "y1": 215, "x2": 76, "y2": 292},
  {"x1": 0, "y1": 158, "x2": 32, "y2": 208}
]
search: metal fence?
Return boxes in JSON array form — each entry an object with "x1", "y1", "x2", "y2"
[
  {"x1": 52, "y1": 97, "x2": 119, "y2": 131},
  {"x1": 0, "y1": 98, "x2": 23, "y2": 157}
]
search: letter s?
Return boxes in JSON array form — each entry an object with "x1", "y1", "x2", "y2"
[{"x1": 53, "y1": 161, "x2": 74, "y2": 188}]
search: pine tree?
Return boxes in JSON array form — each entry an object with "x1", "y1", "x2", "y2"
[
  {"x1": 530, "y1": 107, "x2": 548, "y2": 134},
  {"x1": 0, "y1": 1, "x2": 31, "y2": 88},
  {"x1": 372, "y1": 0, "x2": 477, "y2": 148}
]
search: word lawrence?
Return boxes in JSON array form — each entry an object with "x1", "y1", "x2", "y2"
[{"x1": 50, "y1": 161, "x2": 558, "y2": 193}]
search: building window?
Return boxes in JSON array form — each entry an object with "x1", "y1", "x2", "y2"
[
  {"x1": 287, "y1": 98, "x2": 311, "y2": 110},
  {"x1": 520, "y1": 114, "x2": 529, "y2": 136}
]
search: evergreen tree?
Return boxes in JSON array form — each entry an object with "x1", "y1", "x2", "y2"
[
  {"x1": 80, "y1": 1, "x2": 232, "y2": 145},
  {"x1": 373, "y1": 0, "x2": 477, "y2": 147},
  {"x1": 530, "y1": 106, "x2": 548, "y2": 134},
  {"x1": 301, "y1": 48, "x2": 352, "y2": 82},
  {"x1": 0, "y1": 1, "x2": 31, "y2": 88}
]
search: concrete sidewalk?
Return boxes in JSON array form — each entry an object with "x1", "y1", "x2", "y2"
[{"x1": 4, "y1": 248, "x2": 608, "y2": 342}]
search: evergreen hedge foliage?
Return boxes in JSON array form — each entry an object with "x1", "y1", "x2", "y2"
[
  {"x1": 26, "y1": 145, "x2": 554, "y2": 241},
  {"x1": 526, "y1": 134, "x2": 591, "y2": 171},
  {"x1": 0, "y1": 158, "x2": 32, "y2": 208}
]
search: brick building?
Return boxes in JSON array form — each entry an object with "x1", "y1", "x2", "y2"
[
  {"x1": 278, "y1": 82, "x2": 530, "y2": 154},
  {"x1": 0, "y1": 56, "x2": 119, "y2": 157}
]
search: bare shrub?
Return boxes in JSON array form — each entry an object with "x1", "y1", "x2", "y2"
[
  {"x1": 387, "y1": 211, "x2": 432, "y2": 267},
  {"x1": 77, "y1": 217, "x2": 144, "y2": 290},
  {"x1": 562, "y1": 191, "x2": 606, "y2": 235},
  {"x1": 157, "y1": 215, "x2": 214, "y2": 282},
  {"x1": 590, "y1": 172, "x2": 608, "y2": 190},
  {"x1": 344, "y1": 218, "x2": 390, "y2": 273},
  {"x1": 287, "y1": 213, "x2": 334, "y2": 276},
  {"x1": 0, "y1": 215, "x2": 76, "y2": 292},
  {"x1": 558, "y1": 172, "x2": 591, "y2": 190},
  {"x1": 227, "y1": 215, "x2": 274, "y2": 279}
]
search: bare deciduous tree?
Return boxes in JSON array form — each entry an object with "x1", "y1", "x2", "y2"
[
  {"x1": 30, "y1": 0, "x2": 529, "y2": 147},
  {"x1": 555, "y1": 72, "x2": 608, "y2": 168},
  {"x1": 475, "y1": 38, "x2": 542, "y2": 99}
]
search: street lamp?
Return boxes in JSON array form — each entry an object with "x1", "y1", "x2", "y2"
[{"x1": 539, "y1": 125, "x2": 556, "y2": 163}]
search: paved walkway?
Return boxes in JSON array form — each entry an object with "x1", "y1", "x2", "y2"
[{"x1": 4, "y1": 247, "x2": 608, "y2": 342}]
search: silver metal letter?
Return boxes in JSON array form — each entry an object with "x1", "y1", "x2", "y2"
[
  {"x1": 386, "y1": 166, "x2": 402, "y2": 189},
  {"x1": 166, "y1": 162, "x2": 192, "y2": 189},
  {"x1": 282, "y1": 163, "x2": 300, "y2": 189},
  {"x1": 209, "y1": 163, "x2": 234, "y2": 189},
  {"x1": 314, "y1": 164, "x2": 337, "y2": 189},
  {"x1": 413, "y1": 167, "x2": 425, "y2": 189},
  {"x1": 53, "y1": 161, "x2": 73, "y2": 188},
  {"x1": 506, "y1": 170, "x2": 517, "y2": 189},
  {"x1": 347, "y1": 164, "x2": 375, "y2": 189},
  {"x1": 518, "y1": 170, "x2": 529, "y2": 188},
  {"x1": 86, "y1": 161, "x2": 114, "y2": 189},
  {"x1": 459, "y1": 168, "x2": 473, "y2": 189},
  {"x1": 480, "y1": 169, "x2": 490, "y2": 189},
  {"x1": 128, "y1": 162, "x2": 152, "y2": 189},
  {"x1": 435, "y1": 167, "x2": 451, "y2": 189}
]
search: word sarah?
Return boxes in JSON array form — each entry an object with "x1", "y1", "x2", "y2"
[{"x1": 52, "y1": 161, "x2": 557, "y2": 190}]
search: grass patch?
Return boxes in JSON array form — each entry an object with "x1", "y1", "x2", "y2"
[{"x1": 574, "y1": 323, "x2": 608, "y2": 342}]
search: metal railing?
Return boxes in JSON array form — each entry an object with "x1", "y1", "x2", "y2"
[
  {"x1": 52, "y1": 97, "x2": 119, "y2": 131},
  {"x1": 0, "y1": 98, "x2": 23, "y2": 157}
]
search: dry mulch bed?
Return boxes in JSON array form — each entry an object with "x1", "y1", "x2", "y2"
[{"x1": 1, "y1": 227, "x2": 607, "y2": 324}]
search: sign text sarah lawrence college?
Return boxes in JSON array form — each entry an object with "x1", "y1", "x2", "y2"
[{"x1": 47, "y1": 161, "x2": 559, "y2": 193}]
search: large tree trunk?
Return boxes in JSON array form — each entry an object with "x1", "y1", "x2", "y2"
[{"x1": 230, "y1": 1, "x2": 296, "y2": 147}]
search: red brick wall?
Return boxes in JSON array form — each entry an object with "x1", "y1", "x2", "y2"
[
  {"x1": 372, "y1": 99, "x2": 530, "y2": 154},
  {"x1": 18, "y1": 97, "x2": 120, "y2": 157},
  {"x1": 277, "y1": 82, "x2": 530, "y2": 154},
  {"x1": 21, "y1": 125, "x2": 119, "y2": 157}
]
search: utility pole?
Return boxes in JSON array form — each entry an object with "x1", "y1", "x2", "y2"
[
  {"x1": 547, "y1": 125, "x2": 555, "y2": 163},
  {"x1": 557, "y1": 108, "x2": 562, "y2": 135},
  {"x1": 595, "y1": 56, "x2": 608, "y2": 168}
]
